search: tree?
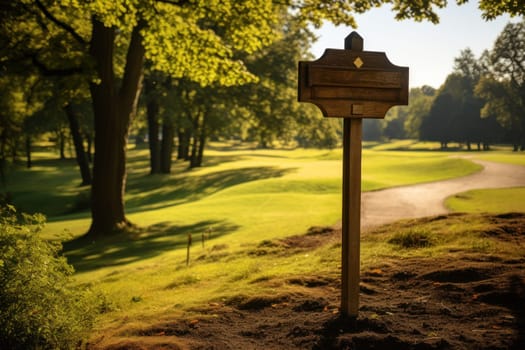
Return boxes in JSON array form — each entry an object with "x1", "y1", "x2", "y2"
[
  {"x1": 477, "y1": 0, "x2": 525, "y2": 20},
  {"x1": 4, "y1": 1, "x2": 279, "y2": 236},
  {"x1": 476, "y1": 20, "x2": 525, "y2": 151},
  {"x1": 362, "y1": 119, "x2": 382, "y2": 141},
  {"x1": 64, "y1": 102, "x2": 92, "y2": 185},
  {"x1": 233, "y1": 12, "x2": 317, "y2": 148},
  {"x1": 451, "y1": 48, "x2": 489, "y2": 150},
  {"x1": 404, "y1": 86, "x2": 435, "y2": 139},
  {"x1": 420, "y1": 47, "x2": 501, "y2": 151},
  {"x1": 29, "y1": 77, "x2": 93, "y2": 184},
  {"x1": 142, "y1": 72, "x2": 164, "y2": 174},
  {"x1": 420, "y1": 90, "x2": 457, "y2": 149},
  {"x1": 383, "y1": 106, "x2": 408, "y2": 140}
]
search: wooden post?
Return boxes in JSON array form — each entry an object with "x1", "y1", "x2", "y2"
[
  {"x1": 341, "y1": 118, "x2": 362, "y2": 317},
  {"x1": 341, "y1": 32, "x2": 364, "y2": 318},
  {"x1": 297, "y1": 31, "x2": 408, "y2": 319}
]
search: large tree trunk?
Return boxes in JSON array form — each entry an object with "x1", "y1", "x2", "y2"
[
  {"x1": 65, "y1": 104, "x2": 91, "y2": 186},
  {"x1": 145, "y1": 79, "x2": 161, "y2": 174},
  {"x1": 87, "y1": 19, "x2": 145, "y2": 237}
]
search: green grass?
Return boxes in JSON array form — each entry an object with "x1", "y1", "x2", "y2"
[
  {"x1": 362, "y1": 213, "x2": 524, "y2": 264},
  {"x1": 3, "y1": 141, "x2": 523, "y2": 341},
  {"x1": 362, "y1": 151, "x2": 480, "y2": 190},
  {"x1": 446, "y1": 187, "x2": 525, "y2": 213},
  {"x1": 2, "y1": 143, "x2": 480, "y2": 243},
  {"x1": 473, "y1": 152, "x2": 525, "y2": 166}
]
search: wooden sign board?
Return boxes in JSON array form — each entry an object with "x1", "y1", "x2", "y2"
[
  {"x1": 297, "y1": 32, "x2": 409, "y2": 319},
  {"x1": 298, "y1": 45, "x2": 408, "y2": 118}
]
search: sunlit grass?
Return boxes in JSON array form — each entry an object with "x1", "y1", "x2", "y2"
[
  {"x1": 82, "y1": 212, "x2": 524, "y2": 339},
  {"x1": 11, "y1": 143, "x2": 482, "y2": 238},
  {"x1": 446, "y1": 187, "x2": 525, "y2": 213},
  {"x1": 473, "y1": 152, "x2": 525, "y2": 166},
  {"x1": 5, "y1": 141, "x2": 523, "y2": 340},
  {"x1": 361, "y1": 213, "x2": 523, "y2": 264},
  {"x1": 362, "y1": 152, "x2": 481, "y2": 190}
]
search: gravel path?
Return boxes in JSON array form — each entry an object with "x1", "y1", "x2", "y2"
[{"x1": 361, "y1": 158, "x2": 525, "y2": 229}]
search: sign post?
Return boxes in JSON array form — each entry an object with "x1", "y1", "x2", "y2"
[{"x1": 298, "y1": 32, "x2": 409, "y2": 318}]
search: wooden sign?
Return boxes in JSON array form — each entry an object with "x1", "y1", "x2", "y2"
[
  {"x1": 297, "y1": 32, "x2": 409, "y2": 319},
  {"x1": 298, "y1": 33, "x2": 408, "y2": 119}
]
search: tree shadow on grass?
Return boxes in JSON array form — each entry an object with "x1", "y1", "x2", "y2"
[
  {"x1": 62, "y1": 220, "x2": 239, "y2": 273},
  {"x1": 125, "y1": 166, "x2": 295, "y2": 211}
]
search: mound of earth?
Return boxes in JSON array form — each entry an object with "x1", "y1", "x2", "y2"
[{"x1": 92, "y1": 213, "x2": 525, "y2": 350}]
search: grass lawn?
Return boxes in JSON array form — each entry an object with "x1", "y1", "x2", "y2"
[
  {"x1": 7, "y1": 144, "x2": 482, "y2": 240},
  {"x1": 446, "y1": 187, "x2": 525, "y2": 213},
  {"x1": 472, "y1": 152, "x2": 525, "y2": 166},
  {"x1": 3, "y1": 141, "x2": 522, "y2": 343}
]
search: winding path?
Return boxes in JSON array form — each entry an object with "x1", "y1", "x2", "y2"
[{"x1": 361, "y1": 158, "x2": 525, "y2": 229}]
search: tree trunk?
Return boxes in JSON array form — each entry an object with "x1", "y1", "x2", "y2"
[
  {"x1": 87, "y1": 19, "x2": 145, "y2": 237},
  {"x1": 86, "y1": 133, "x2": 93, "y2": 162},
  {"x1": 0, "y1": 131, "x2": 6, "y2": 184},
  {"x1": 59, "y1": 129, "x2": 66, "y2": 159},
  {"x1": 25, "y1": 136, "x2": 31, "y2": 169},
  {"x1": 189, "y1": 113, "x2": 200, "y2": 168},
  {"x1": 160, "y1": 121, "x2": 174, "y2": 173},
  {"x1": 196, "y1": 113, "x2": 207, "y2": 167},
  {"x1": 65, "y1": 104, "x2": 92, "y2": 186},
  {"x1": 145, "y1": 79, "x2": 161, "y2": 174},
  {"x1": 177, "y1": 128, "x2": 190, "y2": 160}
]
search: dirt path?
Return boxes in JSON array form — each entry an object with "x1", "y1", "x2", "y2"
[{"x1": 361, "y1": 158, "x2": 525, "y2": 229}]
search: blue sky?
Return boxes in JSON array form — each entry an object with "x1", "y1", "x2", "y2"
[{"x1": 310, "y1": 1, "x2": 519, "y2": 89}]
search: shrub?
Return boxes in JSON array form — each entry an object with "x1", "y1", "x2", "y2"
[
  {"x1": 388, "y1": 229, "x2": 435, "y2": 249},
  {"x1": 0, "y1": 206, "x2": 97, "y2": 349}
]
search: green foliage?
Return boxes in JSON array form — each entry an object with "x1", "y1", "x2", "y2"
[
  {"x1": 0, "y1": 206, "x2": 98, "y2": 349},
  {"x1": 477, "y1": 0, "x2": 525, "y2": 19},
  {"x1": 420, "y1": 63, "x2": 500, "y2": 149},
  {"x1": 403, "y1": 86, "x2": 435, "y2": 139},
  {"x1": 476, "y1": 20, "x2": 525, "y2": 150}
]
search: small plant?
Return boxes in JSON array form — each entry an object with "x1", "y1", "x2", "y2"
[
  {"x1": 0, "y1": 206, "x2": 98, "y2": 349},
  {"x1": 388, "y1": 229, "x2": 435, "y2": 249}
]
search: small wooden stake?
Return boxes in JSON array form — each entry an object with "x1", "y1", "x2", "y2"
[{"x1": 186, "y1": 233, "x2": 192, "y2": 266}]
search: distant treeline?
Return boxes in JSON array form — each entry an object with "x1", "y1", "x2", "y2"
[{"x1": 364, "y1": 21, "x2": 525, "y2": 152}]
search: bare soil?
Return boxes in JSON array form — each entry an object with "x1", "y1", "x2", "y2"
[{"x1": 96, "y1": 213, "x2": 525, "y2": 350}]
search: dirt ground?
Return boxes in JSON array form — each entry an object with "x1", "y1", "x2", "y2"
[{"x1": 98, "y1": 213, "x2": 525, "y2": 350}]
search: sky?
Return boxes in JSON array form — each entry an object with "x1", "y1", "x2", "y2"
[{"x1": 310, "y1": 1, "x2": 519, "y2": 89}]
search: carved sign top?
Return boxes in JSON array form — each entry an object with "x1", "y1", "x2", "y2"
[{"x1": 298, "y1": 32, "x2": 409, "y2": 119}]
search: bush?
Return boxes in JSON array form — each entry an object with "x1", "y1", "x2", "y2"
[
  {"x1": 388, "y1": 229, "x2": 435, "y2": 249},
  {"x1": 0, "y1": 206, "x2": 97, "y2": 349}
]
